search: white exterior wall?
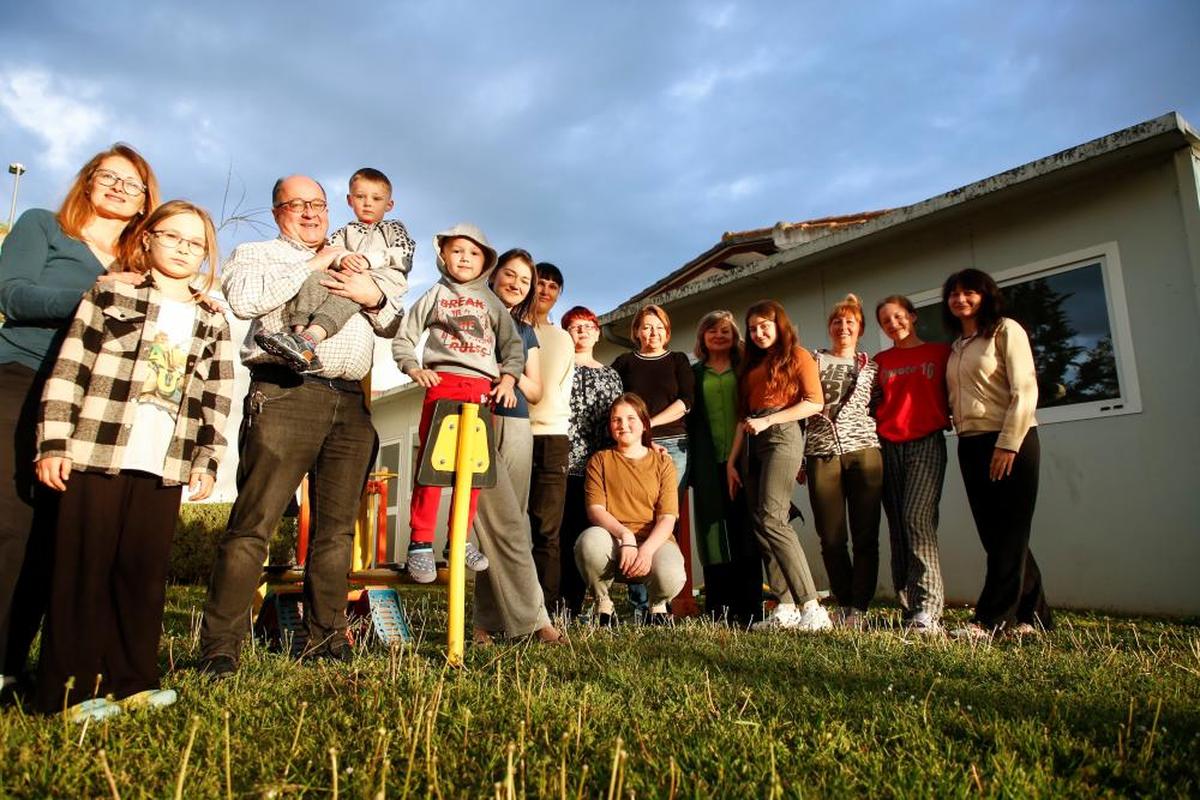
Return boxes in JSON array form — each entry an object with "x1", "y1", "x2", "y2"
[{"x1": 599, "y1": 149, "x2": 1200, "y2": 615}]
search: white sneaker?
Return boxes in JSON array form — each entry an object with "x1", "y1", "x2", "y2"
[
  {"x1": 794, "y1": 603, "x2": 833, "y2": 632},
  {"x1": 751, "y1": 604, "x2": 802, "y2": 630}
]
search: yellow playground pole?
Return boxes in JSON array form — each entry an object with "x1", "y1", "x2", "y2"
[{"x1": 446, "y1": 402, "x2": 480, "y2": 667}]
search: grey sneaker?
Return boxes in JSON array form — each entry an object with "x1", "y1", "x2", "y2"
[
  {"x1": 255, "y1": 330, "x2": 323, "y2": 373},
  {"x1": 464, "y1": 541, "x2": 489, "y2": 572},
  {"x1": 405, "y1": 548, "x2": 437, "y2": 584},
  {"x1": 443, "y1": 541, "x2": 490, "y2": 572}
]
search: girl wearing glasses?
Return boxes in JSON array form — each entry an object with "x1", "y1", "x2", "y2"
[
  {"x1": 0, "y1": 144, "x2": 159, "y2": 696},
  {"x1": 32, "y1": 200, "x2": 233, "y2": 720}
]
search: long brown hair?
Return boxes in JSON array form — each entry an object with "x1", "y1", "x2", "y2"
[
  {"x1": 121, "y1": 200, "x2": 221, "y2": 295},
  {"x1": 490, "y1": 248, "x2": 539, "y2": 324},
  {"x1": 56, "y1": 143, "x2": 160, "y2": 248},
  {"x1": 738, "y1": 300, "x2": 807, "y2": 413}
]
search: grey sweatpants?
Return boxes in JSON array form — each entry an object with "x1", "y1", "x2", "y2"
[
  {"x1": 743, "y1": 422, "x2": 819, "y2": 605},
  {"x1": 574, "y1": 528, "x2": 686, "y2": 615},
  {"x1": 881, "y1": 432, "x2": 946, "y2": 620},
  {"x1": 471, "y1": 416, "x2": 552, "y2": 636},
  {"x1": 284, "y1": 270, "x2": 361, "y2": 337}
]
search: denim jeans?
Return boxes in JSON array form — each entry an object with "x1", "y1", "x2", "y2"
[{"x1": 200, "y1": 375, "x2": 377, "y2": 660}]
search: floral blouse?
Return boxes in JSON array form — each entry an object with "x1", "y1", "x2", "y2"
[{"x1": 567, "y1": 364, "x2": 623, "y2": 476}]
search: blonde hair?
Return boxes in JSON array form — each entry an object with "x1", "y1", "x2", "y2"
[
  {"x1": 57, "y1": 143, "x2": 159, "y2": 247},
  {"x1": 828, "y1": 293, "x2": 865, "y2": 329},
  {"x1": 122, "y1": 200, "x2": 221, "y2": 296},
  {"x1": 630, "y1": 304, "x2": 671, "y2": 350},
  {"x1": 693, "y1": 309, "x2": 743, "y2": 364}
]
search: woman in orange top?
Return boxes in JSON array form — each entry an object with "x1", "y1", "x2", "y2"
[{"x1": 727, "y1": 301, "x2": 831, "y2": 632}]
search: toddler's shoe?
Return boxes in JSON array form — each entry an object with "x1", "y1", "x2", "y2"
[
  {"x1": 442, "y1": 541, "x2": 489, "y2": 572},
  {"x1": 255, "y1": 330, "x2": 323, "y2": 373},
  {"x1": 405, "y1": 546, "x2": 437, "y2": 584}
]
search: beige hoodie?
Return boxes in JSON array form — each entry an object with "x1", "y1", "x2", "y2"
[{"x1": 947, "y1": 317, "x2": 1038, "y2": 451}]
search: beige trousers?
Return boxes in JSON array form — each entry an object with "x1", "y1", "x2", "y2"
[{"x1": 573, "y1": 526, "x2": 686, "y2": 615}]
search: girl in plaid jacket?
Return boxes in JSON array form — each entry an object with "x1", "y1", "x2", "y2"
[{"x1": 32, "y1": 200, "x2": 234, "y2": 720}]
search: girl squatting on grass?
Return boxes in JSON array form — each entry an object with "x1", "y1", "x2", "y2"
[
  {"x1": 727, "y1": 301, "x2": 831, "y2": 632},
  {"x1": 33, "y1": 200, "x2": 234, "y2": 720}
]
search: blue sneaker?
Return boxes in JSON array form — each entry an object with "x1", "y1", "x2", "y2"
[{"x1": 66, "y1": 697, "x2": 121, "y2": 723}]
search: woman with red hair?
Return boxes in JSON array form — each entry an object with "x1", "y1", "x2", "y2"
[
  {"x1": 0, "y1": 144, "x2": 159, "y2": 692},
  {"x1": 559, "y1": 305, "x2": 623, "y2": 616},
  {"x1": 727, "y1": 301, "x2": 831, "y2": 631}
]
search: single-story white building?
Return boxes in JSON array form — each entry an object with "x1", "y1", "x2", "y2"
[{"x1": 372, "y1": 111, "x2": 1200, "y2": 615}]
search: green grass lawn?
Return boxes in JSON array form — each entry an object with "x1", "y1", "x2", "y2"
[{"x1": 1, "y1": 586, "x2": 1198, "y2": 798}]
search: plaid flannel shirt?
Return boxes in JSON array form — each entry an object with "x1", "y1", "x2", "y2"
[{"x1": 37, "y1": 278, "x2": 235, "y2": 485}]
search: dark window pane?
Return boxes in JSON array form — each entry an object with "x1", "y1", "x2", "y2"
[
  {"x1": 380, "y1": 442, "x2": 400, "y2": 474},
  {"x1": 1005, "y1": 263, "x2": 1119, "y2": 408}
]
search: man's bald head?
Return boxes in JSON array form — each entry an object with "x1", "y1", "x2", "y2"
[{"x1": 271, "y1": 175, "x2": 329, "y2": 248}]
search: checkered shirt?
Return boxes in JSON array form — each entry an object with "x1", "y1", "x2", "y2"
[
  {"x1": 222, "y1": 235, "x2": 402, "y2": 379},
  {"x1": 37, "y1": 279, "x2": 235, "y2": 485}
]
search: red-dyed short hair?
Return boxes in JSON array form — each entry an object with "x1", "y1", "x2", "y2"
[{"x1": 561, "y1": 305, "x2": 598, "y2": 330}]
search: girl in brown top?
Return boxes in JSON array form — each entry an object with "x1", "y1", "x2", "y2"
[
  {"x1": 943, "y1": 269, "x2": 1052, "y2": 640},
  {"x1": 574, "y1": 394, "x2": 686, "y2": 626},
  {"x1": 727, "y1": 301, "x2": 831, "y2": 632}
]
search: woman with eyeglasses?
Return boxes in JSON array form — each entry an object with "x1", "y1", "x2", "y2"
[
  {"x1": 558, "y1": 306, "x2": 623, "y2": 617},
  {"x1": 0, "y1": 144, "x2": 159, "y2": 695}
]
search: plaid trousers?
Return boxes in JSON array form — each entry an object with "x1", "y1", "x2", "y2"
[{"x1": 881, "y1": 431, "x2": 946, "y2": 619}]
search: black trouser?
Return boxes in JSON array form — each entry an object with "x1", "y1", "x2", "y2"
[
  {"x1": 0, "y1": 362, "x2": 58, "y2": 678},
  {"x1": 558, "y1": 474, "x2": 590, "y2": 617},
  {"x1": 528, "y1": 434, "x2": 569, "y2": 611},
  {"x1": 958, "y1": 429, "x2": 1052, "y2": 631},
  {"x1": 700, "y1": 462, "x2": 762, "y2": 626},
  {"x1": 35, "y1": 471, "x2": 181, "y2": 712},
  {"x1": 200, "y1": 372, "x2": 377, "y2": 661}
]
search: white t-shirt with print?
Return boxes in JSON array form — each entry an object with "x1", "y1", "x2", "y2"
[{"x1": 120, "y1": 299, "x2": 197, "y2": 476}]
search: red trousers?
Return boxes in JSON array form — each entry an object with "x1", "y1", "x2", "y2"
[{"x1": 408, "y1": 373, "x2": 493, "y2": 545}]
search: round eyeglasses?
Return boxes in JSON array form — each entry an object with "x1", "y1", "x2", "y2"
[
  {"x1": 93, "y1": 169, "x2": 147, "y2": 197},
  {"x1": 149, "y1": 230, "x2": 207, "y2": 256}
]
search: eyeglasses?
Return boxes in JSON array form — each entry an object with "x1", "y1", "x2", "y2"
[
  {"x1": 93, "y1": 169, "x2": 147, "y2": 197},
  {"x1": 567, "y1": 323, "x2": 597, "y2": 334},
  {"x1": 274, "y1": 198, "x2": 328, "y2": 214},
  {"x1": 149, "y1": 230, "x2": 207, "y2": 256}
]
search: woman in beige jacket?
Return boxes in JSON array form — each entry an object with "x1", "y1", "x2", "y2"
[{"x1": 943, "y1": 269, "x2": 1052, "y2": 640}]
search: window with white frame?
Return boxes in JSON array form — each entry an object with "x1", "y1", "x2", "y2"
[{"x1": 901, "y1": 242, "x2": 1141, "y2": 425}]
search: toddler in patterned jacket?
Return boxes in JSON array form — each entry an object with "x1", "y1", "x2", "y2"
[{"x1": 256, "y1": 167, "x2": 414, "y2": 372}]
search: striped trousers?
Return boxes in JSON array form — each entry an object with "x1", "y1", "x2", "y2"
[{"x1": 881, "y1": 431, "x2": 946, "y2": 620}]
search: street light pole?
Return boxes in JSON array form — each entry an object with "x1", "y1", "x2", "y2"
[{"x1": 7, "y1": 163, "x2": 26, "y2": 230}]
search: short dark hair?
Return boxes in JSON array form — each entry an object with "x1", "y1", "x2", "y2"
[
  {"x1": 535, "y1": 261, "x2": 564, "y2": 288},
  {"x1": 941, "y1": 268, "x2": 1005, "y2": 338},
  {"x1": 350, "y1": 167, "x2": 392, "y2": 192}
]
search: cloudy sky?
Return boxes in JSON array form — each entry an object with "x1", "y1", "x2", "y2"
[{"x1": 3, "y1": 1, "x2": 1198, "y2": 388}]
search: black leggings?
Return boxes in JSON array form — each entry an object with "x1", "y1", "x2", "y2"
[{"x1": 957, "y1": 429, "x2": 1052, "y2": 630}]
